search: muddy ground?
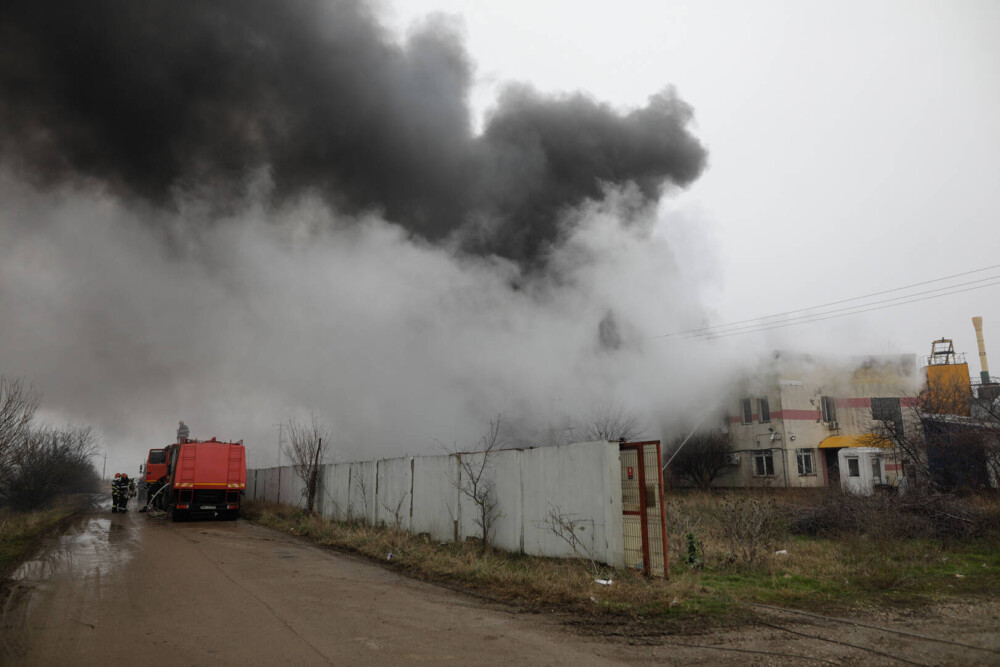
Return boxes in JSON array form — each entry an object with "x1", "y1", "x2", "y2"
[{"x1": 1, "y1": 507, "x2": 998, "y2": 666}]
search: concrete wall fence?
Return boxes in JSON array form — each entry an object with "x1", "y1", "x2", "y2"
[{"x1": 247, "y1": 441, "x2": 624, "y2": 567}]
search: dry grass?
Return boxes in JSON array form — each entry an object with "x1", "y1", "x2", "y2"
[
  {"x1": 667, "y1": 489, "x2": 1000, "y2": 608},
  {"x1": 244, "y1": 491, "x2": 1000, "y2": 627},
  {"x1": 244, "y1": 502, "x2": 728, "y2": 627}
]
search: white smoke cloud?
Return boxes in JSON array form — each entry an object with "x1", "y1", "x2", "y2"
[{"x1": 0, "y1": 168, "x2": 752, "y2": 473}]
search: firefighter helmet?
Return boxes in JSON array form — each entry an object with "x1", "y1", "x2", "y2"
[{"x1": 114, "y1": 472, "x2": 121, "y2": 478}]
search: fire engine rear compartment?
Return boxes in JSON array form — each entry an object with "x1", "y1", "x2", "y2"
[{"x1": 149, "y1": 438, "x2": 246, "y2": 521}]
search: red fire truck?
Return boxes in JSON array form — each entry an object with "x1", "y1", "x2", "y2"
[{"x1": 143, "y1": 437, "x2": 246, "y2": 521}]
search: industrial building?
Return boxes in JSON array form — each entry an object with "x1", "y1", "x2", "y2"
[
  {"x1": 917, "y1": 318, "x2": 1000, "y2": 490},
  {"x1": 696, "y1": 316, "x2": 1000, "y2": 492},
  {"x1": 708, "y1": 352, "x2": 918, "y2": 490}
]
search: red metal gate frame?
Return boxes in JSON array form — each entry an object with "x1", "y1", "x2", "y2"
[{"x1": 620, "y1": 440, "x2": 669, "y2": 578}]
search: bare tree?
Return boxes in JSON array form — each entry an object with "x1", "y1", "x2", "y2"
[
  {"x1": 864, "y1": 394, "x2": 927, "y2": 489},
  {"x1": 543, "y1": 505, "x2": 601, "y2": 574},
  {"x1": 0, "y1": 376, "x2": 41, "y2": 471},
  {"x1": 379, "y1": 493, "x2": 407, "y2": 531},
  {"x1": 1, "y1": 424, "x2": 100, "y2": 511},
  {"x1": 665, "y1": 430, "x2": 731, "y2": 490},
  {"x1": 580, "y1": 402, "x2": 645, "y2": 442},
  {"x1": 282, "y1": 414, "x2": 331, "y2": 513},
  {"x1": 450, "y1": 414, "x2": 505, "y2": 553},
  {"x1": 865, "y1": 377, "x2": 1000, "y2": 491}
]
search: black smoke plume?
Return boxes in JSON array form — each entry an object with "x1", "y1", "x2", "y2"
[{"x1": 0, "y1": 0, "x2": 706, "y2": 265}]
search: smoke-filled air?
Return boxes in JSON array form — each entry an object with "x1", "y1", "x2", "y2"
[{"x1": 0, "y1": 0, "x2": 739, "y2": 469}]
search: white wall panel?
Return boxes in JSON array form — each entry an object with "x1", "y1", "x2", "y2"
[
  {"x1": 375, "y1": 457, "x2": 412, "y2": 530},
  {"x1": 411, "y1": 454, "x2": 459, "y2": 542},
  {"x1": 249, "y1": 440, "x2": 625, "y2": 567}
]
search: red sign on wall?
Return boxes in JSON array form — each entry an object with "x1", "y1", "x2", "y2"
[{"x1": 627, "y1": 466, "x2": 634, "y2": 480}]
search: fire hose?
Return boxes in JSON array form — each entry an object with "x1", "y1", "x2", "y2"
[{"x1": 142, "y1": 483, "x2": 169, "y2": 518}]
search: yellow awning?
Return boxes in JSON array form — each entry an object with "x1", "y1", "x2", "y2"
[{"x1": 819, "y1": 434, "x2": 891, "y2": 449}]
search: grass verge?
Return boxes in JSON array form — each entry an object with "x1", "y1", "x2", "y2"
[
  {"x1": 244, "y1": 491, "x2": 1000, "y2": 633},
  {"x1": 243, "y1": 502, "x2": 738, "y2": 633}
]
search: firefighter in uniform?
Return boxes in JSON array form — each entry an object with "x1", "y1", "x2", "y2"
[
  {"x1": 111, "y1": 473, "x2": 123, "y2": 513},
  {"x1": 117, "y1": 473, "x2": 134, "y2": 512}
]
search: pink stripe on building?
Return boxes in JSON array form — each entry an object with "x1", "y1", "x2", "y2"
[{"x1": 777, "y1": 409, "x2": 822, "y2": 421}]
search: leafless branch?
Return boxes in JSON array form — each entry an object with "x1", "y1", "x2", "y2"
[
  {"x1": 447, "y1": 414, "x2": 506, "y2": 553},
  {"x1": 282, "y1": 414, "x2": 331, "y2": 513},
  {"x1": 580, "y1": 402, "x2": 645, "y2": 442},
  {"x1": 666, "y1": 430, "x2": 731, "y2": 489},
  {"x1": 543, "y1": 505, "x2": 601, "y2": 574},
  {"x1": 0, "y1": 376, "x2": 41, "y2": 470}
]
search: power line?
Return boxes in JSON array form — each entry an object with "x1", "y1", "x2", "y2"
[
  {"x1": 682, "y1": 274, "x2": 1000, "y2": 338},
  {"x1": 688, "y1": 279, "x2": 1000, "y2": 340},
  {"x1": 656, "y1": 263, "x2": 1000, "y2": 339}
]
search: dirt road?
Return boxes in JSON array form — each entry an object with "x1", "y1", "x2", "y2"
[
  {"x1": 3, "y1": 507, "x2": 999, "y2": 666},
  {"x1": 0, "y1": 507, "x2": 642, "y2": 666}
]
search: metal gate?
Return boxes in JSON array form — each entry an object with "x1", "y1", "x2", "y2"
[{"x1": 619, "y1": 440, "x2": 668, "y2": 578}]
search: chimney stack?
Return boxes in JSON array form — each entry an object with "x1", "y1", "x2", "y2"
[{"x1": 972, "y1": 316, "x2": 990, "y2": 384}]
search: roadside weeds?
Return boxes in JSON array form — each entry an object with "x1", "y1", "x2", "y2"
[{"x1": 243, "y1": 490, "x2": 1000, "y2": 636}]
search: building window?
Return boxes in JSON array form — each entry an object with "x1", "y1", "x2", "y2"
[
  {"x1": 871, "y1": 397, "x2": 902, "y2": 429},
  {"x1": 741, "y1": 398, "x2": 753, "y2": 424},
  {"x1": 821, "y1": 396, "x2": 837, "y2": 422},
  {"x1": 753, "y1": 450, "x2": 774, "y2": 476},
  {"x1": 846, "y1": 457, "x2": 860, "y2": 477},
  {"x1": 871, "y1": 457, "x2": 882, "y2": 483},
  {"x1": 796, "y1": 448, "x2": 814, "y2": 476},
  {"x1": 758, "y1": 397, "x2": 770, "y2": 424}
]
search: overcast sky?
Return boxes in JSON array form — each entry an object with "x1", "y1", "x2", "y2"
[
  {"x1": 389, "y1": 0, "x2": 1000, "y2": 359},
  {"x1": 1, "y1": 0, "x2": 998, "y2": 475}
]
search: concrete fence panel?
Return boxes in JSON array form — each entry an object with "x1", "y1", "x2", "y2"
[
  {"x1": 318, "y1": 462, "x2": 351, "y2": 521},
  {"x1": 279, "y1": 466, "x2": 306, "y2": 508},
  {"x1": 457, "y1": 449, "x2": 522, "y2": 553},
  {"x1": 348, "y1": 460, "x2": 376, "y2": 524},
  {"x1": 245, "y1": 469, "x2": 257, "y2": 502},
  {"x1": 520, "y1": 441, "x2": 623, "y2": 567},
  {"x1": 258, "y1": 467, "x2": 280, "y2": 505},
  {"x1": 411, "y1": 454, "x2": 459, "y2": 542},
  {"x1": 249, "y1": 440, "x2": 625, "y2": 566},
  {"x1": 375, "y1": 457, "x2": 413, "y2": 530}
]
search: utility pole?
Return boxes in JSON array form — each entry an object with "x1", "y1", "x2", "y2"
[{"x1": 102, "y1": 451, "x2": 107, "y2": 480}]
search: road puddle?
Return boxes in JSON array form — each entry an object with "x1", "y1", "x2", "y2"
[{"x1": 11, "y1": 510, "x2": 142, "y2": 583}]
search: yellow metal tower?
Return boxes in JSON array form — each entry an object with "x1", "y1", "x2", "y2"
[{"x1": 922, "y1": 338, "x2": 972, "y2": 416}]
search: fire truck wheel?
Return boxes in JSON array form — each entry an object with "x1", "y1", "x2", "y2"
[
  {"x1": 221, "y1": 510, "x2": 239, "y2": 521},
  {"x1": 168, "y1": 507, "x2": 187, "y2": 523}
]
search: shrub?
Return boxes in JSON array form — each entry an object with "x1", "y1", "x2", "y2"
[
  {"x1": 786, "y1": 490, "x2": 1000, "y2": 541},
  {"x1": 718, "y1": 492, "x2": 780, "y2": 569}
]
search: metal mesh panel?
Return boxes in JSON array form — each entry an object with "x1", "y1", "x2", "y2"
[
  {"x1": 619, "y1": 442, "x2": 668, "y2": 578},
  {"x1": 620, "y1": 449, "x2": 640, "y2": 512},
  {"x1": 620, "y1": 449, "x2": 643, "y2": 569},
  {"x1": 623, "y1": 515, "x2": 644, "y2": 569},
  {"x1": 643, "y1": 444, "x2": 667, "y2": 577}
]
